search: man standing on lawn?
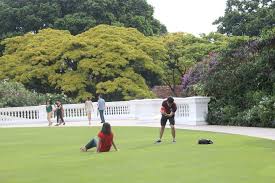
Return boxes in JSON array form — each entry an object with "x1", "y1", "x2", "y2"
[
  {"x1": 155, "y1": 96, "x2": 177, "y2": 143},
  {"x1": 97, "y1": 94, "x2": 106, "y2": 123}
]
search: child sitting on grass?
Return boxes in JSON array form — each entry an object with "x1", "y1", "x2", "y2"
[{"x1": 80, "y1": 122, "x2": 118, "y2": 153}]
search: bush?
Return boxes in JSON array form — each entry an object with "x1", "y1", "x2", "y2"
[
  {"x1": 207, "y1": 96, "x2": 275, "y2": 127},
  {"x1": 205, "y1": 30, "x2": 275, "y2": 127},
  {"x1": 0, "y1": 80, "x2": 74, "y2": 107}
]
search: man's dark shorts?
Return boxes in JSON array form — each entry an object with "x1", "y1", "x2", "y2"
[{"x1": 161, "y1": 115, "x2": 175, "y2": 126}]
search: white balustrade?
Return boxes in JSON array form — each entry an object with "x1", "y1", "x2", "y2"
[
  {"x1": 0, "y1": 97, "x2": 210, "y2": 126},
  {"x1": 175, "y1": 97, "x2": 210, "y2": 125},
  {"x1": 0, "y1": 105, "x2": 45, "y2": 126}
]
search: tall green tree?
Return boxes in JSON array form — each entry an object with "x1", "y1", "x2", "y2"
[
  {"x1": 214, "y1": 0, "x2": 275, "y2": 36},
  {"x1": 0, "y1": 25, "x2": 166, "y2": 101},
  {"x1": 179, "y1": 29, "x2": 275, "y2": 127},
  {"x1": 160, "y1": 32, "x2": 229, "y2": 96},
  {"x1": 0, "y1": 0, "x2": 166, "y2": 40},
  {"x1": 198, "y1": 29, "x2": 275, "y2": 127}
]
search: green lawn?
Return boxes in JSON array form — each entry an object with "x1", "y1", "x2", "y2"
[{"x1": 0, "y1": 126, "x2": 275, "y2": 183}]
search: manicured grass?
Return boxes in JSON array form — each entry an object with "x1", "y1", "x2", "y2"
[{"x1": 0, "y1": 126, "x2": 275, "y2": 183}]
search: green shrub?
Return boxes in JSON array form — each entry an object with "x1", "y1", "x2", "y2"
[
  {"x1": 0, "y1": 80, "x2": 74, "y2": 107},
  {"x1": 204, "y1": 29, "x2": 275, "y2": 127}
]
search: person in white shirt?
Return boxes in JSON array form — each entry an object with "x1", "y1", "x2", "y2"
[
  {"x1": 97, "y1": 95, "x2": 106, "y2": 123},
  {"x1": 85, "y1": 97, "x2": 94, "y2": 125}
]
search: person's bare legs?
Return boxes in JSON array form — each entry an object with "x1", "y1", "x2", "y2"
[
  {"x1": 159, "y1": 126, "x2": 165, "y2": 140},
  {"x1": 87, "y1": 112, "x2": 91, "y2": 125},
  {"x1": 155, "y1": 126, "x2": 165, "y2": 143},
  {"x1": 47, "y1": 112, "x2": 52, "y2": 126},
  {"x1": 170, "y1": 125, "x2": 176, "y2": 142}
]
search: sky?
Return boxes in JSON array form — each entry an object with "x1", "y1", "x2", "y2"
[{"x1": 147, "y1": 0, "x2": 227, "y2": 35}]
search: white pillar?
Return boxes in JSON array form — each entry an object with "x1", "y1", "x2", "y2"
[
  {"x1": 178, "y1": 96, "x2": 210, "y2": 125},
  {"x1": 38, "y1": 105, "x2": 47, "y2": 123}
]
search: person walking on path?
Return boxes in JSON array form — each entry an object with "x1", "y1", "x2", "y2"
[
  {"x1": 85, "y1": 97, "x2": 94, "y2": 126},
  {"x1": 155, "y1": 96, "x2": 177, "y2": 143},
  {"x1": 97, "y1": 95, "x2": 106, "y2": 123},
  {"x1": 46, "y1": 100, "x2": 53, "y2": 126},
  {"x1": 55, "y1": 100, "x2": 65, "y2": 126},
  {"x1": 80, "y1": 122, "x2": 118, "y2": 153}
]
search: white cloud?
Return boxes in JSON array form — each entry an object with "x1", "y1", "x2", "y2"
[{"x1": 147, "y1": 0, "x2": 227, "y2": 35}]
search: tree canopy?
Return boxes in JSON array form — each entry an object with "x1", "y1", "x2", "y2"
[
  {"x1": 181, "y1": 28, "x2": 275, "y2": 127},
  {"x1": 0, "y1": 0, "x2": 167, "y2": 40},
  {"x1": 160, "y1": 32, "x2": 229, "y2": 96},
  {"x1": 214, "y1": 0, "x2": 275, "y2": 36},
  {"x1": 0, "y1": 25, "x2": 167, "y2": 101}
]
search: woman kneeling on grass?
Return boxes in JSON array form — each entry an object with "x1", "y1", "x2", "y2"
[{"x1": 80, "y1": 123, "x2": 118, "y2": 153}]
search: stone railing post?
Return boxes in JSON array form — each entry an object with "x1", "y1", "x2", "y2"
[
  {"x1": 181, "y1": 96, "x2": 210, "y2": 125},
  {"x1": 37, "y1": 105, "x2": 47, "y2": 123}
]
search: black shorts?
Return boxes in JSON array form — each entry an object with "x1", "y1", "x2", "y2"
[{"x1": 161, "y1": 115, "x2": 175, "y2": 126}]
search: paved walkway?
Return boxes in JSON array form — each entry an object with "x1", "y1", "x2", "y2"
[{"x1": 1, "y1": 120, "x2": 275, "y2": 140}]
